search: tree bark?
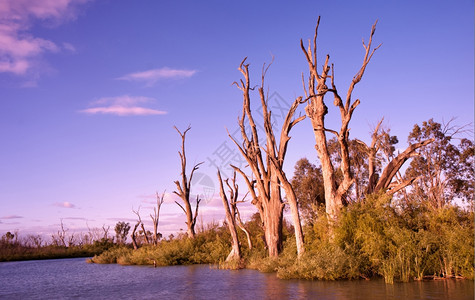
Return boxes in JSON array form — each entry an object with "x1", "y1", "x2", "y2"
[
  {"x1": 131, "y1": 221, "x2": 140, "y2": 250},
  {"x1": 360, "y1": 119, "x2": 434, "y2": 195},
  {"x1": 150, "y1": 191, "x2": 165, "y2": 245},
  {"x1": 229, "y1": 58, "x2": 285, "y2": 257},
  {"x1": 173, "y1": 126, "x2": 203, "y2": 239},
  {"x1": 229, "y1": 57, "x2": 308, "y2": 256},
  {"x1": 301, "y1": 17, "x2": 380, "y2": 220},
  {"x1": 217, "y1": 170, "x2": 241, "y2": 262},
  {"x1": 373, "y1": 138, "x2": 434, "y2": 194}
]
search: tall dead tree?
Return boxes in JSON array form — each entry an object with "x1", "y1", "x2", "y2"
[
  {"x1": 301, "y1": 17, "x2": 381, "y2": 220},
  {"x1": 150, "y1": 191, "x2": 165, "y2": 245},
  {"x1": 217, "y1": 170, "x2": 241, "y2": 262},
  {"x1": 229, "y1": 58, "x2": 306, "y2": 257},
  {"x1": 173, "y1": 126, "x2": 203, "y2": 239}
]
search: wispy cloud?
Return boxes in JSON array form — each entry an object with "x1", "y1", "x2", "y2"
[
  {"x1": 0, "y1": 0, "x2": 88, "y2": 75},
  {"x1": 118, "y1": 67, "x2": 197, "y2": 86},
  {"x1": 53, "y1": 201, "x2": 76, "y2": 208},
  {"x1": 80, "y1": 95, "x2": 167, "y2": 116},
  {"x1": 63, "y1": 217, "x2": 87, "y2": 220},
  {"x1": 1, "y1": 215, "x2": 23, "y2": 219}
]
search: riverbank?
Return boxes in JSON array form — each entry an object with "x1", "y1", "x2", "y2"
[
  {"x1": 0, "y1": 240, "x2": 114, "y2": 262},
  {"x1": 89, "y1": 197, "x2": 474, "y2": 284}
]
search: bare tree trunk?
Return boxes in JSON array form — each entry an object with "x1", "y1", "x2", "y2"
[
  {"x1": 132, "y1": 207, "x2": 147, "y2": 247},
  {"x1": 150, "y1": 191, "x2": 165, "y2": 245},
  {"x1": 217, "y1": 170, "x2": 241, "y2": 262},
  {"x1": 357, "y1": 118, "x2": 434, "y2": 196},
  {"x1": 235, "y1": 210, "x2": 252, "y2": 250},
  {"x1": 373, "y1": 139, "x2": 434, "y2": 194},
  {"x1": 173, "y1": 126, "x2": 203, "y2": 239},
  {"x1": 301, "y1": 17, "x2": 381, "y2": 220},
  {"x1": 131, "y1": 221, "x2": 140, "y2": 250},
  {"x1": 229, "y1": 57, "x2": 307, "y2": 257}
]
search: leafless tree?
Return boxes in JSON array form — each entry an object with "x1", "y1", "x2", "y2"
[
  {"x1": 173, "y1": 126, "x2": 204, "y2": 239},
  {"x1": 300, "y1": 17, "x2": 381, "y2": 220},
  {"x1": 150, "y1": 191, "x2": 165, "y2": 245},
  {"x1": 226, "y1": 171, "x2": 253, "y2": 250},
  {"x1": 102, "y1": 225, "x2": 111, "y2": 242},
  {"x1": 57, "y1": 219, "x2": 68, "y2": 247},
  {"x1": 356, "y1": 118, "x2": 434, "y2": 196},
  {"x1": 229, "y1": 58, "x2": 306, "y2": 256},
  {"x1": 217, "y1": 170, "x2": 241, "y2": 262},
  {"x1": 132, "y1": 207, "x2": 148, "y2": 249}
]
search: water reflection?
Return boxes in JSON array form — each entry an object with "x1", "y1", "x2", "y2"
[{"x1": 0, "y1": 258, "x2": 473, "y2": 300}]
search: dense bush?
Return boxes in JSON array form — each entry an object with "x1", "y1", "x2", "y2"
[
  {"x1": 274, "y1": 193, "x2": 474, "y2": 283},
  {"x1": 90, "y1": 223, "x2": 232, "y2": 266}
]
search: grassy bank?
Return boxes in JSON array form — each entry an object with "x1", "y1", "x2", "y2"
[
  {"x1": 0, "y1": 240, "x2": 114, "y2": 262},
  {"x1": 90, "y1": 194, "x2": 474, "y2": 283}
]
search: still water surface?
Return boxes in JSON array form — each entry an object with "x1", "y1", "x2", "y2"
[{"x1": 0, "y1": 258, "x2": 473, "y2": 299}]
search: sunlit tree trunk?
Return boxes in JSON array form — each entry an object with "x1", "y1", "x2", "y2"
[
  {"x1": 217, "y1": 170, "x2": 241, "y2": 261},
  {"x1": 173, "y1": 126, "x2": 204, "y2": 239},
  {"x1": 150, "y1": 191, "x2": 165, "y2": 245},
  {"x1": 229, "y1": 58, "x2": 305, "y2": 257},
  {"x1": 301, "y1": 17, "x2": 380, "y2": 220}
]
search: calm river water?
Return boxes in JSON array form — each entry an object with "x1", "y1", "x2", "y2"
[{"x1": 0, "y1": 258, "x2": 473, "y2": 299}]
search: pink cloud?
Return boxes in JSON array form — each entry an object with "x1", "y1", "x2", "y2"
[
  {"x1": 53, "y1": 201, "x2": 76, "y2": 208},
  {"x1": 80, "y1": 95, "x2": 167, "y2": 116},
  {"x1": 0, "y1": 0, "x2": 89, "y2": 75},
  {"x1": 118, "y1": 67, "x2": 197, "y2": 86}
]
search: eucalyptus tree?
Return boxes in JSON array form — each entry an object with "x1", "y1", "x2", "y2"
[{"x1": 173, "y1": 126, "x2": 204, "y2": 239}]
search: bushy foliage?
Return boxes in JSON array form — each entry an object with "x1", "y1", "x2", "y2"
[
  {"x1": 273, "y1": 193, "x2": 474, "y2": 283},
  {"x1": 91, "y1": 223, "x2": 232, "y2": 266},
  {"x1": 0, "y1": 234, "x2": 115, "y2": 262}
]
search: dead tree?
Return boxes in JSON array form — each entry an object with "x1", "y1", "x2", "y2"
[
  {"x1": 132, "y1": 207, "x2": 149, "y2": 248},
  {"x1": 301, "y1": 17, "x2": 381, "y2": 220},
  {"x1": 217, "y1": 170, "x2": 241, "y2": 262},
  {"x1": 57, "y1": 219, "x2": 68, "y2": 247},
  {"x1": 229, "y1": 58, "x2": 305, "y2": 257},
  {"x1": 150, "y1": 191, "x2": 165, "y2": 245},
  {"x1": 131, "y1": 220, "x2": 140, "y2": 250},
  {"x1": 357, "y1": 118, "x2": 434, "y2": 195},
  {"x1": 226, "y1": 171, "x2": 253, "y2": 250},
  {"x1": 173, "y1": 126, "x2": 204, "y2": 239},
  {"x1": 102, "y1": 225, "x2": 111, "y2": 242}
]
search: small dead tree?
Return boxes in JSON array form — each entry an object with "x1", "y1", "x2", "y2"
[
  {"x1": 102, "y1": 225, "x2": 111, "y2": 242},
  {"x1": 173, "y1": 125, "x2": 204, "y2": 239},
  {"x1": 150, "y1": 191, "x2": 165, "y2": 245},
  {"x1": 132, "y1": 207, "x2": 148, "y2": 248},
  {"x1": 226, "y1": 171, "x2": 253, "y2": 250},
  {"x1": 217, "y1": 170, "x2": 241, "y2": 262},
  {"x1": 57, "y1": 219, "x2": 67, "y2": 247},
  {"x1": 301, "y1": 17, "x2": 381, "y2": 220}
]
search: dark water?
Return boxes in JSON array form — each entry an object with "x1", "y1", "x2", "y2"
[{"x1": 0, "y1": 258, "x2": 473, "y2": 299}]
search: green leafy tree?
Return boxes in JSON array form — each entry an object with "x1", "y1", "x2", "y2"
[
  {"x1": 405, "y1": 119, "x2": 474, "y2": 209},
  {"x1": 291, "y1": 158, "x2": 325, "y2": 224},
  {"x1": 115, "y1": 221, "x2": 131, "y2": 244}
]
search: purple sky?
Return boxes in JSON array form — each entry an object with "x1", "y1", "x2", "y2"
[{"x1": 0, "y1": 0, "x2": 473, "y2": 239}]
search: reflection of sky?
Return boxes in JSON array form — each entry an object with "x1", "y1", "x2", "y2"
[{"x1": 0, "y1": 0, "x2": 473, "y2": 238}]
